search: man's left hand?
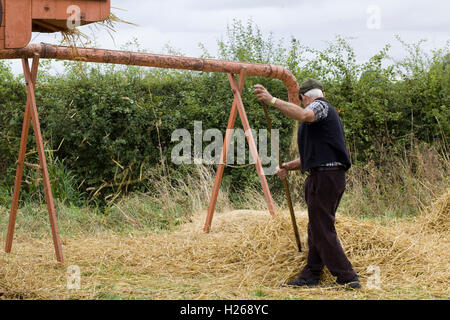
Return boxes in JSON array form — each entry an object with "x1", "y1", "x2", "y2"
[
  {"x1": 276, "y1": 165, "x2": 288, "y2": 180},
  {"x1": 253, "y1": 84, "x2": 274, "y2": 105}
]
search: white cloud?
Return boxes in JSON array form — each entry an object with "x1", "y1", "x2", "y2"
[{"x1": 7, "y1": 0, "x2": 449, "y2": 75}]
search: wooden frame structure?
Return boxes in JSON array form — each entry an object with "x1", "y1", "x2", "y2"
[
  {"x1": 5, "y1": 56, "x2": 64, "y2": 262},
  {"x1": 1, "y1": 43, "x2": 301, "y2": 263},
  {"x1": 203, "y1": 68, "x2": 276, "y2": 232}
]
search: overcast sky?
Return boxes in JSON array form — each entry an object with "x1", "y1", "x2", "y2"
[{"x1": 8, "y1": 0, "x2": 450, "y2": 74}]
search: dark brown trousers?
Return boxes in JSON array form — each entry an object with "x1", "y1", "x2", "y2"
[{"x1": 299, "y1": 169, "x2": 357, "y2": 283}]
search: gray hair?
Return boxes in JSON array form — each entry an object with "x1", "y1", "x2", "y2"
[{"x1": 304, "y1": 88, "x2": 324, "y2": 98}]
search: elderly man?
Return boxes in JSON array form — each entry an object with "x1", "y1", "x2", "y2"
[{"x1": 253, "y1": 79, "x2": 361, "y2": 289}]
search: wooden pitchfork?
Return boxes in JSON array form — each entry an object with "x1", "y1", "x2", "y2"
[{"x1": 259, "y1": 100, "x2": 302, "y2": 252}]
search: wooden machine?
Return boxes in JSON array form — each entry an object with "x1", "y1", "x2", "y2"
[{"x1": 0, "y1": 0, "x2": 110, "y2": 49}]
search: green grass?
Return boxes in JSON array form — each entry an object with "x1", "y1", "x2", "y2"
[
  {"x1": 251, "y1": 288, "x2": 270, "y2": 298},
  {"x1": 0, "y1": 196, "x2": 192, "y2": 239},
  {"x1": 1, "y1": 142, "x2": 448, "y2": 238}
]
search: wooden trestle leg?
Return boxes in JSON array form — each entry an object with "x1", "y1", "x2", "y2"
[
  {"x1": 203, "y1": 69, "x2": 276, "y2": 233},
  {"x1": 5, "y1": 57, "x2": 64, "y2": 263}
]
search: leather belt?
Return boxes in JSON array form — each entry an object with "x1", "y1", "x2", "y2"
[{"x1": 309, "y1": 166, "x2": 345, "y2": 173}]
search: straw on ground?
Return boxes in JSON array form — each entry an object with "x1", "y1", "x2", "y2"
[{"x1": 0, "y1": 189, "x2": 448, "y2": 300}]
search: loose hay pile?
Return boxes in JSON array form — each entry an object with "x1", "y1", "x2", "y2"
[
  {"x1": 0, "y1": 190, "x2": 449, "y2": 300},
  {"x1": 417, "y1": 189, "x2": 450, "y2": 234}
]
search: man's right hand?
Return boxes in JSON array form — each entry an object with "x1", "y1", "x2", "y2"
[
  {"x1": 276, "y1": 165, "x2": 288, "y2": 180},
  {"x1": 253, "y1": 84, "x2": 274, "y2": 106}
]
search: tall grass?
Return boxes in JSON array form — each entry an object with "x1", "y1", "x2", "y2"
[
  {"x1": 343, "y1": 144, "x2": 450, "y2": 217},
  {"x1": 103, "y1": 164, "x2": 233, "y2": 233},
  {"x1": 0, "y1": 164, "x2": 233, "y2": 237},
  {"x1": 283, "y1": 141, "x2": 449, "y2": 219},
  {"x1": 342, "y1": 142, "x2": 449, "y2": 219},
  {"x1": 1, "y1": 141, "x2": 448, "y2": 238}
]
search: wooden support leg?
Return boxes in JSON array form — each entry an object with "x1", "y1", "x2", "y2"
[
  {"x1": 203, "y1": 68, "x2": 247, "y2": 233},
  {"x1": 204, "y1": 70, "x2": 277, "y2": 232},
  {"x1": 5, "y1": 57, "x2": 39, "y2": 254},
  {"x1": 5, "y1": 57, "x2": 64, "y2": 263},
  {"x1": 227, "y1": 73, "x2": 276, "y2": 217}
]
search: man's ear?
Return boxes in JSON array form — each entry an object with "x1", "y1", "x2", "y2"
[{"x1": 322, "y1": 91, "x2": 326, "y2": 97}]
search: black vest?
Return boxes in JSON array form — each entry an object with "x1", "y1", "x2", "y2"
[{"x1": 297, "y1": 98, "x2": 351, "y2": 173}]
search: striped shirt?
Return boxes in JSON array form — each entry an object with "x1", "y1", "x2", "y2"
[{"x1": 306, "y1": 99, "x2": 329, "y2": 122}]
